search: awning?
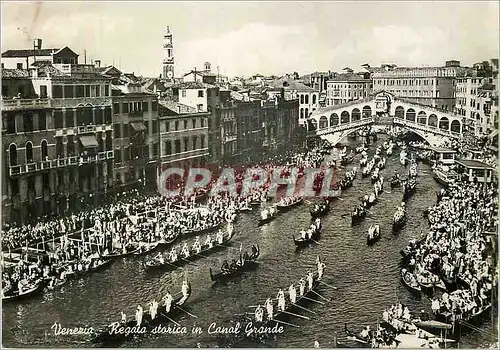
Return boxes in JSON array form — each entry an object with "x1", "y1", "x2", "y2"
[
  {"x1": 79, "y1": 135, "x2": 99, "y2": 148},
  {"x1": 130, "y1": 122, "x2": 147, "y2": 131}
]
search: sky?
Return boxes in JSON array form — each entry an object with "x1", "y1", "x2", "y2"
[{"x1": 2, "y1": 1, "x2": 499, "y2": 78}]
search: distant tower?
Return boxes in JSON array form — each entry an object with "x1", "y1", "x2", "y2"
[
  {"x1": 162, "y1": 26, "x2": 174, "y2": 80},
  {"x1": 204, "y1": 62, "x2": 211, "y2": 73}
]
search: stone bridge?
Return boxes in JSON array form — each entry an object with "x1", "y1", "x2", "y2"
[{"x1": 306, "y1": 91, "x2": 463, "y2": 147}]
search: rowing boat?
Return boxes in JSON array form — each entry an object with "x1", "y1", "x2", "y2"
[
  {"x1": 2, "y1": 278, "x2": 43, "y2": 302},
  {"x1": 183, "y1": 220, "x2": 222, "y2": 236},
  {"x1": 400, "y1": 268, "x2": 421, "y2": 293},
  {"x1": 144, "y1": 231, "x2": 234, "y2": 270},
  {"x1": 209, "y1": 245, "x2": 260, "y2": 283},
  {"x1": 366, "y1": 225, "x2": 380, "y2": 245},
  {"x1": 91, "y1": 283, "x2": 191, "y2": 344},
  {"x1": 309, "y1": 202, "x2": 330, "y2": 218},
  {"x1": 351, "y1": 208, "x2": 367, "y2": 226},
  {"x1": 276, "y1": 198, "x2": 304, "y2": 211},
  {"x1": 292, "y1": 229, "x2": 321, "y2": 247}
]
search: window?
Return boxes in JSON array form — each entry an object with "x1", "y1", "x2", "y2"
[
  {"x1": 142, "y1": 101, "x2": 149, "y2": 112},
  {"x1": 197, "y1": 104, "x2": 203, "y2": 112},
  {"x1": 152, "y1": 101, "x2": 157, "y2": 111},
  {"x1": 67, "y1": 136, "x2": 75, "y2": 156},
  {"x1": 75, "y1": 85, "x2": 84, "y2": 97},
  {"x1": 152, "y1": 120, "x2": 158, "y2": 134},
  {"x1": 5, "y1": 114, "x2": 15, "y2": 134},
  {"x1": 198, "y1": 90, "x2": 204, "y2": 98},
  {"x1": 17, "y1": 63, "x2": 23, "y2": 69},
  {"x1": 9, "y1": 144, "x2": 17, "y2": 166},
  {"x1": 114, "y1": 124, "x2": 122, "y2": 138},
  {"x1": 64, "y1": 85, "x2": 74, "y2": 98},
  {"x1": 122, "y1": 102, "x2": 129, "y2": 114},
  {"x1": 184, "y1": 137, "x2": 189, "y2": 152},
  {"x1": 53, "y1": 85, "x2": 63, "y2": 98},
  {"x1": 41, "y1": 140, "x2": 48, "y2": 159},
  {"x1": 65, "y1": 110, "x2": 74, "y2": 128},
  {"x1": 201, "y1": 135, "x2": 206, "y2": 148},
  {"x1": 23, "y1": 112, "x2": 34, "y2": 132},
  {"x1": 40, "y1": 85, "x2": 48, "y2": 98},
  {"x1": 181, "y1": 90, "x2": 186, "y2": 98},
  {"x1": 175, "y1": 121, "x2": 179, "y2": 131},
  {"x1": 95, "y1": 108, "x2": 103, "y2": 125},
  {"x1": 95, "y1": 85, "x2": 101, "y2": 97},
  {"x1": 184, "y1": 120, "x2": 188, "y2": 129},
  {"x1": 192, "y1": 118, "x2": 197, "y2": 128},
  {"x1": 166, "y1": 141, "x2": 172, "y2": 155},
  {"x1": 104, "y1": 107, "x2": 112, "y2": 123},
  {"x1": 113, "y1": 103, "x2": 120, "y2": 114},
  {"x1": 175, "y1": 140, "x2": 181, "y2": 153},
  {"x1": 104, "y1": 85, "x2": 110, "y2": 96},
  {"x1": 85, "y1": 85, "x2": 91, "y2": 97},
  {"x1": 25, "y1": 141, "x2": 33, "y2": 163},
  {"x1": 54, "y1": 110, "x2": 64, "y2": 129},
  {"x1": 123, "y1": 124, "x2": 129, "y2": 137}
]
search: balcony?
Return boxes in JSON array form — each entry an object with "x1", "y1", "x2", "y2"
[
  {"x1": 9, "y1": 165, "x2": 23, "y2": 176},
  {"x1": 224, "y1": 134, "x2": 237, "y2": 143},
  {"x1": 51, "y1": 97, "x2": 112, "y2": 108},
  {"x1": 160, "y1": 148, "x2": 209, "y2": 164},
  {"x1": 1, "y1": 98, "x2": 52, "y2": 111},
  {"x1": 26, "y1": 162, "x2": 37, "y2": 173},
  {"x1": 79, "y1": 155, "x2": 97, "y2": 164},
  {"x1": 106, "y1": 150, "x2": 114, "y2": 159},
  {"x1": 68, "y1": 156, "x2": 78, "y2": 165},
  {"x1": 57, "y1": 158, "x2": 67, "y2": 167},
  {"x1": 40, "y1": 161, "x2": 52, "y2": 170}
]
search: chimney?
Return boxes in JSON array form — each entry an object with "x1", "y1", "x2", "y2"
[
  {"x1": 178, "y1": 106, "x2": 181, "y2": 113},
  {"x1": 95, "y1": 59, "x2": 101, "y2": 68},
  {"x1": 36, "y1": 39, "x2": 42, "y2": 49}
]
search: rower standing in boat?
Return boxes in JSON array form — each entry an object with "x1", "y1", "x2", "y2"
[
  {"x1": 163, "y1": 290, "x2": 173, "y2": 313},
  {"x1": 307, "y1": 271, "x2": 314, "y2": 290},
  {"x1": 120, "y1": 311, "x2": 127, "y2": 323},
  {"x1": 315, "y1": 218, "x2": 321, "y2": 231},
  {"x1": 255, "y1": 304, "x2": 264, "y2": 323},
  {"x1": 150, "y1": 300, "x2": 158, "y2": 320},
  {"x1": 205, "y1": 234, "x2": 213, "y2": 249},
  {"x1": 169, "y1": 247, "x2": 178, "y2": 262},
  {"x1": 317, "y1": 259, "x2": 325, "y2": 280},
  {"x1": 181, "y1": 243, "x2": 190, "y2": 258},
  {"x1": 136, "y1": 305, "x2": 143, "y2": 326},
  {"x1": 192, "y1": 237, "x2": 202, "y2": 254},
  {"x1": 182, "y1": 279, "x2": 189, "y2": 298},
  {"x1": 299, "y1": 278, "x2": 306, "y2": 296},
  {"x1": 230, "y1": 259, "x2": 238, "y2": 271},
  {"x1": 251, "y1": 244, "x2": 258, "y2": 258},
  {"x1": 300, "y1": 230, "x2": 307, "y2": 239},
  {"x1": 216, "y1": 230, "x2": 224, "y2": 244},
  {"x1": 277, "y1": 289, "x2": 286, "y2": 311},
  {"x1": 265, "y1": 298, "x2": 274, "y2": 320},
  {"x1": 221, "y1": 260, "x2": 230, "y2": 274},
  {"x1": 289, "y1": 284, "x2": 297, "y2": 303}
]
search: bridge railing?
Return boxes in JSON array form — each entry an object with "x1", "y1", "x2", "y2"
[
  {"x1": 308, "y1": 117, "x2": 375, "y2": 137},
  {"x1": 393, "y1": 117, "x2": 461, "y2": 139}
]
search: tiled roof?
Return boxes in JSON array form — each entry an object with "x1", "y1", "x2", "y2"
[
  {"x1": 183, "y1": 70, "x2": 217, "y2": 77},
  {"x1": 266, "y1": 78, "x2": 315, "y2": 92},
  {"x1": 1, "y1": 69, "x2": 30, "y2": 78},
  {"x1": 158, "y1": 100, "x2": 197, "y2": 114},
  {"x1": 2, "y1": 48, "x2": 60, "y2": 58},
  {"x1": 178, "y1": 81, "x2": 216, "y2": 89}
]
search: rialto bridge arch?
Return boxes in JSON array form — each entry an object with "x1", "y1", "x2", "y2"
[{"x1": 307, "y1": 91, "x2": 464, "y2": 147}]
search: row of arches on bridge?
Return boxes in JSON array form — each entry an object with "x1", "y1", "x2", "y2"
[
  {"x1": 393, "y1": 106, "x2": 461, "y2": 133},
  {"x1": 309, "y1": 105, "x2": 462, "y2": 133},
  {"x1": 312, "y1": 106, "x2": 373, "y2": 130}
]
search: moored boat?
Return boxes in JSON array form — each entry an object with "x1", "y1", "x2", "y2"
[
  {"x1": 2, "y1": 278, "x2": 43, "y2": 302},
  {"x1": 400, "y1": 268, "x2": 421, "y2": 293}
]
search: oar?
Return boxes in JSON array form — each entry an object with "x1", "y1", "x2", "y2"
[
  {"x1": 281, "y1": 310, "x2": 310, "y2": 320},
  {"x1": 174, "y1": 305, "x2": 198, "y2": 318},
  {"x1": 159, "y1": 312, "x2": 182, "y2": 327},
  {"x1": 319, "y1": 281, "x2": 338, "y2": 290},
  {"x1": 180, "y1": 257, "x2": 199, "y2": 267},
  {"x1": 270, "y1": 319, "x2": 300, "y2": 328},
  {"x1": 311, "y1": 290, "x2": 331, "y2": 302},
  {"x1": 337, "y1": 197, "x2": 344, "y2": 201},
  {"x1": 290, "y1": 303, "x2": 316, "y2": 314},
  {"x1": 311, "y1": 239, "x2": 322, "y2": 245},
  {"x1": 301, "y1": 296, "x2": 325, "y2": 305}
]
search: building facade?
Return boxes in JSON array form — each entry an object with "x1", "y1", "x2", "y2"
[
  {"x1": 326, "y1": 72, "x2": 373, "y2": 107},
  {"x1": 372, "y1": 61, "x2": 473, "y2": 112}
]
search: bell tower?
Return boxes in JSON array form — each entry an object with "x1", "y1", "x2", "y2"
[{"x1": 162, "y1": 26, "x2": 174, "y2": 81}]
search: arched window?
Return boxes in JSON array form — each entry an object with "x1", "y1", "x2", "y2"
[
  {"x1": 405, "y1": 108, "x2": 416, "y2": 122},
  {"x1": 417, "y1": 111, "x2": 427, "y2": 125},
  {"x1": 439, "y1": 117, "x2": 449, "y2": 130},
  {"x1": 305, "y1": 95, "x2": 309, "y2": 104},
  {"x1": 56, "y1": 139, "x2": 64, "y2": 158},
  {"x1": 394, "y1": 106, "x2": 404, "y2": 119},
  {"x1": 450, "y1": 120, "x2": 461, "y2": 133},
  {"x1": 305, "y1": 108, "x2": 309, "y2": 117},
  {"x1": 428, "y1": 114, "x2": 438, "y2": 127},
  {"x1": 312, "y1": 95, "x2": 317, "y2": 105},
  {"x1": 9, "y1": 144, "x2": 17, "y2": 166},
  {"x1": 192, "y1": 135, "x2": 198, "y2": 149},
  {"x1": 300, "y1": 108, "x2": 304, "y2": 119},
  {"x1": 308, "y1": 119, "x2": 318, "y2": 131},
  {"x1": 41, "y1": 140, "x2": 48, "y2": 159},
  {"x1": 300, "y1": 95, "x2": 304, "y2": 104},
  {"x1": 352, "y1": 108, "x2": 361, "y2": 121},
  {"x1": 330, "y1": 113, "x2": 339, "y2": 126},
  {"x1": 26, "y1": 141, "x2": 33, "y2": 163},
  {"x1": 340, "y1": 111, "x2": 350, "y2": 124},
  {"x1": 319, "y1": 116, "x2": 328, "y2": 129}
]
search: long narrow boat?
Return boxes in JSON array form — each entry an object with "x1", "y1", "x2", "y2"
[
  {"x1": 292, "y1": 229, "x2": 321, "y2": 247},
  {"x1": 258, "y1": 208, "x2": 277, "y2": 226},
  {"x1": 366, "y1": 225, "x2": 380, "y2": 245},
  {"x1": 91, "y1": 283, "x2": 191, "y2": 344},
  {"x1": 351, "y1": 208, "x2": 367, "y2": 226},
  {"x1": 2, "y1": 278, "x2": 43, "y2": 302},
  {"x1": 144, "y1": 231, "x2": 234, "y2": 270},
  {"x1": 344, "y1": 323, "x2": 370, "y2": 345},
  {"x1": 183, "y1": 220, "x2": 222, "y2": 236},
  {"x1": 309, "y1": 202, "x2": 330, "y2": 218},
  {"x1": 392, "y1": 211, "x2": 406, "y2": 232},
  {"x1": 103, "y1": 243, "x2": 142, "y2": 259},
  {"x1": 209, "y1": 245, "x2": 260, "y2": 283},
  {"x1": 276, "y1": 198, "x2": 304, "y2": 211}
]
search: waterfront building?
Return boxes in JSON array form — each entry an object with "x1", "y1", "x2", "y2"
[
  {"x1": 1, "y1": 53, "x2": 113, "y2": 223},
  {"x1": 325, "y1": 71, "x2": 373, "y2": 107},
  {"x1": 372, "y1": 61, "x2": 474, "y2": 112}
]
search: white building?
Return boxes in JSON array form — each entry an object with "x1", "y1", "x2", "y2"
[
  {"x1": 2, "y1": 42, "x2": 79, "y2": 70},
  {"x1": 178, "y1": 82, "x2": 218, "y2": 113}
]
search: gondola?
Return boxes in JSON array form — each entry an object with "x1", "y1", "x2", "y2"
[
  {"x1": 344, "y1": 323, "x2": 370, "y2": 345},
  {"x1": 156, "y1": 231, "x2": 180, "y2": 249},
  {"x1": 400, "y1": 268, "x2": 421, "y2": 293},
  {"x1": 309, "y1": 201, "x2": 330, "y2": 218},
  {"x1": 258, "y1": 207, "x2": 277, "y2": 225},
  {"x1": 144, "y1": 231, "x2": 234, "y2": 270},
  {"x1": 366, "y1": 194, "x2": 377, "y2": 208},
  {"x1": 366, "y1": 225, "x2": 380, "y2": 245},
  {"x1": 351, "y1": 208, "x2": 367, "y2": 225},
  {"x1": 292, "y1": 229, "x2": 321, "y2": 247},
  {"x1": 370, "y1": 172, "x2": 379, "y2": 184},
  {"x1": 2, "y1": 278, "x2": 43, "y2": 302},
  {"x1": 62, "y1": 257, "x2": 114, "y2": 280},
  {"x1": 209, "y1": 245, "x2": 260, "y2": 283},
  {"x1": 402, "y1": 181, "x2": 416, "y2": 200},
  {"x1": 276, "y1": 197, "x2": 303, "y2": 211},
  {"x1": 183, "y1": 220, "x2": 222, "y2": 236},
  {"x1": 91, "y1": 283, "x2": 192, "y2": 344},
  {"x1": 133, "y1": 242, "x2": 159, "y2": 256},
  {"x1": 341, "y1": 155, "x2": 354, "y2": 166},
  {"x1": 390, "y1": 176, "x2": 401, "y2": 188},
  {"x1": 103, "y1": 243, "x2": 143, "y2": 259}
]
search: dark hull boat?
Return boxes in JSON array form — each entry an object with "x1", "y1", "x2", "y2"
[
  {"x1": 366, "y1": 226, "x2": 380, "y2": 245},
  {"x1": 91, "y1": 284, "x2": 191, "y2": 345},
  {"x1": 2, "y1": 278, "x2": 43, "y2": 302},
  {"x1": 403, "y1": 183, "x2": 416, "y2": 200},
  {"x1": 258, "y1": 212, "x2": 277, "y2": 226},
  {"x1": 390, "y1": 178, "x2": 401, "y2": 188},
  {"x1": 392, "y1": 213, "x2": 406, "y2": 232},
  {"x1": 144, "y1": 233, "x2": 234, "y2": 270},
  {"x1": 292, "y1": 230, "x2": 321, "y2": 247},
  {"x1": 156, "y1": 232, "x2": 180, "y2": 248},
  {"x1": 103, "y1": 244, "x2": 143, "y2": 259},
  {"x1": 309, "y1": 203, "x2": 330, "y2": 219},
  {"x1": 351, "y1": 210, "x2": 367, "y2": 226},
  {"x1": 209, "y1": 246, "x2": 260, "y2": 283},
  {"x1": 183, "y1": 221, "x2": 222, "y2": 236},
  {"x1": 276, "y1": 198, "x2": 304, "y2": 211}
]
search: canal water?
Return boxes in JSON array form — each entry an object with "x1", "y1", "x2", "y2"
[{"x1": 2, "y1": 135, "x2": 497, "y2": 348}]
